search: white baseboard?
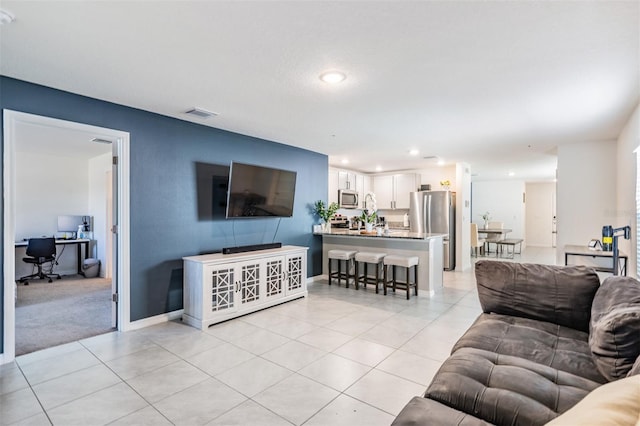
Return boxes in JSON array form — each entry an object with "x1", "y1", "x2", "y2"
[
  {"x1": 308, "y1": 274, "x2": 327, "y2": 283},
  {"x1": 124, "y1": 309, "x2": 184, "y2": 331}
]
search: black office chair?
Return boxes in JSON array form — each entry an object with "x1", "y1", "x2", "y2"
[{"x1": 19, "y1": 237, "x2": 61, "y2": 284}]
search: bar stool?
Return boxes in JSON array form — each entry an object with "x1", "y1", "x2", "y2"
[
  {"x1": 328, "y1": 249, "x2": 357, "y2": 287},
  {"x1": 383, "y1": 255, "x2": 419, "y2": 300},
  {"x1": 355, "y1": 252, "x2": 386, "y2": 293}
]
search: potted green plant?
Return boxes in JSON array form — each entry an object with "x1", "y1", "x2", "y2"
[
  {"x1": 360, "y1": 192, "x2": 378, "y2": 232},
  {"x1": 314, "y1": 200, "x2": 339, "y2": 232}
]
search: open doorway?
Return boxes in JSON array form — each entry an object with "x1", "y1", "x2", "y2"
[{"x1": 2, "y1": 111, "x2": 131, "y2": 363}]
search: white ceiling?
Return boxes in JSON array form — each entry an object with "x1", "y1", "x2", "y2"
[
  {"x1": 1, "y1": 1, "x2": 638, "y2": 181},
  {"x1": 14, "y1": 121, "x2": 113, "y2": 160}
]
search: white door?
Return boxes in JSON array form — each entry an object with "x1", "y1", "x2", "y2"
[
  {"x1": 525, "y1": 183, "x2": 555, "y2": 247},
  {"x1": 2, "y1": 110, "x2": 131, "y2": 364},
  {"x1": 107, "y1": 169, "x2": 116, "y2": 328}
]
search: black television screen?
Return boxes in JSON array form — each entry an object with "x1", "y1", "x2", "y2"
[{"x1": 226, "y1": 162, "x2": 297, "y2": 218}]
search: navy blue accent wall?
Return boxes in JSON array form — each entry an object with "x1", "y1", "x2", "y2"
[{"x1": 0, "y1": 77, "x2": 327, "y2": 353}]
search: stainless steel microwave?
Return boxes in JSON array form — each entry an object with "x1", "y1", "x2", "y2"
[{"x1": 338, "y1": 189, "x2": 359, "y2": 209}]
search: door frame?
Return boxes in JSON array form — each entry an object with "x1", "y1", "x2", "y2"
[{"x1": 2, "y1": 110, "x2": 131, "y2": 364}]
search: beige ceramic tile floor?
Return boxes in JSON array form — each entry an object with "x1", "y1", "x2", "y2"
[{"x1": 0, "y1": 248, "x2": 556, "y2": 425}]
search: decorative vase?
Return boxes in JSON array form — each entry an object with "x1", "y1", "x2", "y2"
[
  {"x1": 322, "y1": 221, "x2": 332, "y2": 233},
  {"x1": 365, "y1": 222, "x2": 374, "y2": 232},
  {"x1": 484, "y1": 221, "x2": 489, "y2": 230}
]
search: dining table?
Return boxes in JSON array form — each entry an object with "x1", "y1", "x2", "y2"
[
  {"x1": 478, "y1": 228, "x2": 513, "y2": 253},
  {"x1": 478, "y1": 228, "x2": 513, "y2": 237}
]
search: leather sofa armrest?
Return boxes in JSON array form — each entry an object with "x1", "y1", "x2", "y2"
[
  {"x1": 475, "y1": 261, "x2": 600, "y2": 332},
  {"x1": 392, "y1": 396, "x2": 493, "y2": 426}
]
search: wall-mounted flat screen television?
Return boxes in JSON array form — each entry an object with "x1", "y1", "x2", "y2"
[{"x1": 226, "y1": 162, "x2": 297, "y2": 218}]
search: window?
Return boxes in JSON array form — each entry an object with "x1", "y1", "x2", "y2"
[{"x1": 636, "y1": 148, "x2": 639, "y2": 276}]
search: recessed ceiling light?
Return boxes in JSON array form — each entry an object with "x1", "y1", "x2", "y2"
[
  {"x1": 375, "y1": 165, "x2": 382, "y2": 172},
  {"x1": 0, "y1": 9, "x2": 15, "y2": 25},
  {"x1": 409, "y1": 149, "x2": 419, "y2": 156},
  {"x1": 341, "y1": 159, "x2": 349, "y2": 165},
  {"x1": 437, "y1": 159, "x2": 445, "y2": 166},
  {"x1": 319, "y1": 71, "x2": 346, "y2": 84},
  {"x1": 508, "y1": 171, "x2": 515, "y2": 177}
]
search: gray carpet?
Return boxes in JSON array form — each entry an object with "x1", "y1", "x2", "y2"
[{"x1": 15, "y1": 276, "x2": 115, "y2": 356}]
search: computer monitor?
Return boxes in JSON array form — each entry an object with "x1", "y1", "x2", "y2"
[{"x1": 57, "y1": 215, "x2": 85, "y2": 233}]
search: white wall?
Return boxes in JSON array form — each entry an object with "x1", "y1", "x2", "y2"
[
  {"x1": 89, "y1": 152, "x2": 112, "y2": 278},
  {"x1": 616, "y1": 104, "x2": 639, "y2": 277},
  {"x1": 525, "y1": 182, "x2": 556, "y2": 247},
  {"x1": 15, "y1": 152, "x2": 89, "y2": 240},
  {"x1": 15, "y1": 151, "x2": 110, "y2": 278},
  {"x1": 456, "y1": 162, "x2": 472, "y2": 271},
  {"x1": 556, "y1": 140, "x2": 617, "y2": 264},
  {"x1": 419, "y1": 165, "x2": 457, "y2": 191},
  {"x1": 471, "y1": 180, "x2": 526, "y2": 242},
  {"x1": 15, "y1": 152, "x2": 90, "y2": 277}
]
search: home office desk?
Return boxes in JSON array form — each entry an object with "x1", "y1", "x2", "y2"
[
  {"x1": 564, "y1": 244, "x2": 627, "y2": 276},
  {"x1": 15, "y1": 239, "x2": 90, "y2": 275}
]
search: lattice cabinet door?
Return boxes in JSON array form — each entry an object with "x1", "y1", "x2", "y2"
[
  {"x1": 285, "y1": 253, "x2": 306, "y2": 296},
  {"x1": 264, "y1": 257, "x2": 285, "y2": 301},
  {"x1": 237, "y1": 260, "x2": 262, "y2": 309},
  {"x1": 206, "y1": 265, "x2": 237, "y2": 314}
]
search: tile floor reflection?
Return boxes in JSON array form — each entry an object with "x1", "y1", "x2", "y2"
[{"x1": 1, "y1": 248, "x2": 556, "y2": 425}]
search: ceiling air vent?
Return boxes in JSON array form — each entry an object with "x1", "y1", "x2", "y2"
[
  {"x1": 423, "y1": 155, "x2": 438, "y2": 160},
  {"x1": 185, "y1": 108, "x2": 218, "y2": 119},
  {"x1": 91, "y1": 138, "x2": 113, "y2": 144}
]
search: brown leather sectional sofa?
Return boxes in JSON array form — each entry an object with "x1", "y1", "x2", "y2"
[{"x1": 392, "y1": 261, "x2": 640, "y2": 426}]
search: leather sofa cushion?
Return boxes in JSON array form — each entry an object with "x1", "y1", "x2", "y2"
[
  {"x1": 475, "y1": 261, "x2": 600, "y2": 332},
  {"x1": 453, "y1": 313, "x2": 607, "y2": 384},
  {"x1": 426, "y1": 347, "x2": 602, "y2": 426},
  {"x1": 589, "y1": 276, "x2": 640, "y2": 381},
  {"x1": 391, "y1": 396, "x2": 492, "y2": 426}
]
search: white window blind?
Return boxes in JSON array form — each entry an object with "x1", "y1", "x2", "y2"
[{"x1": 637, "y1": 149, "x2": 639, "y2": 277}]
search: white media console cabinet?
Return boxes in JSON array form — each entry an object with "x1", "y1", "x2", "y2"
[{"x1": 182, "y1": 245, "x2": 308, "y2": 330}]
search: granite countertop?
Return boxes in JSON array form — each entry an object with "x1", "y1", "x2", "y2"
[{"x1": 315, "y1": 229, "x2": 445, "y2": 240}]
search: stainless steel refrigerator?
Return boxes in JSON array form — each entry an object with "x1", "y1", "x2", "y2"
[{"x1": 409, "y1": 190, "x2": 456, "y2": 270}]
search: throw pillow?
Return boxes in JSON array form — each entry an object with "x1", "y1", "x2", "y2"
[
  {"x1": 589, "y1": 276, "x2": 640, "y2": 381},
  {"x1": 545, "y1": 375, "x2": 640, "y2": 426}
]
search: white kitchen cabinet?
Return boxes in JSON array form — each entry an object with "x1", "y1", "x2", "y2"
[
  {"x1": 183, "y1": 246, "x2": 308, "y2": 329},
  {"x1": 338, "y1": 170, "x2": 357, "y2": 190},
  {"x1": 329, "y1": 167, "x2": 372, "y2": 208},
  {"x1": 394, "y1": 173, "x2": 420, "y2": 209},
  {"x1": 373, "y1": 173, "x2": 420, "y2": 209},
  {"x1": 356, "y1": 174, "x2": 372, "y2": 209},
  {"x1": 328, "y1": 168, "x2": 339, "y2": 205},
  {"x1": 373, "y1": 175, "x2": 395, "y2": 209}
]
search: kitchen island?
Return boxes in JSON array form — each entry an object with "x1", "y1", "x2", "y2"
[{"x1": 316, "y1": 229, "x2": 444, "y2": 296}]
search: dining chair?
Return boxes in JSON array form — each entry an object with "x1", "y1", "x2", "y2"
[
  {"x1": 484, "y1": 221, "x2": 504, "y2": 253},
  {"x1": 470, "y1": 223, "x2": 486, "y2": 257}
]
